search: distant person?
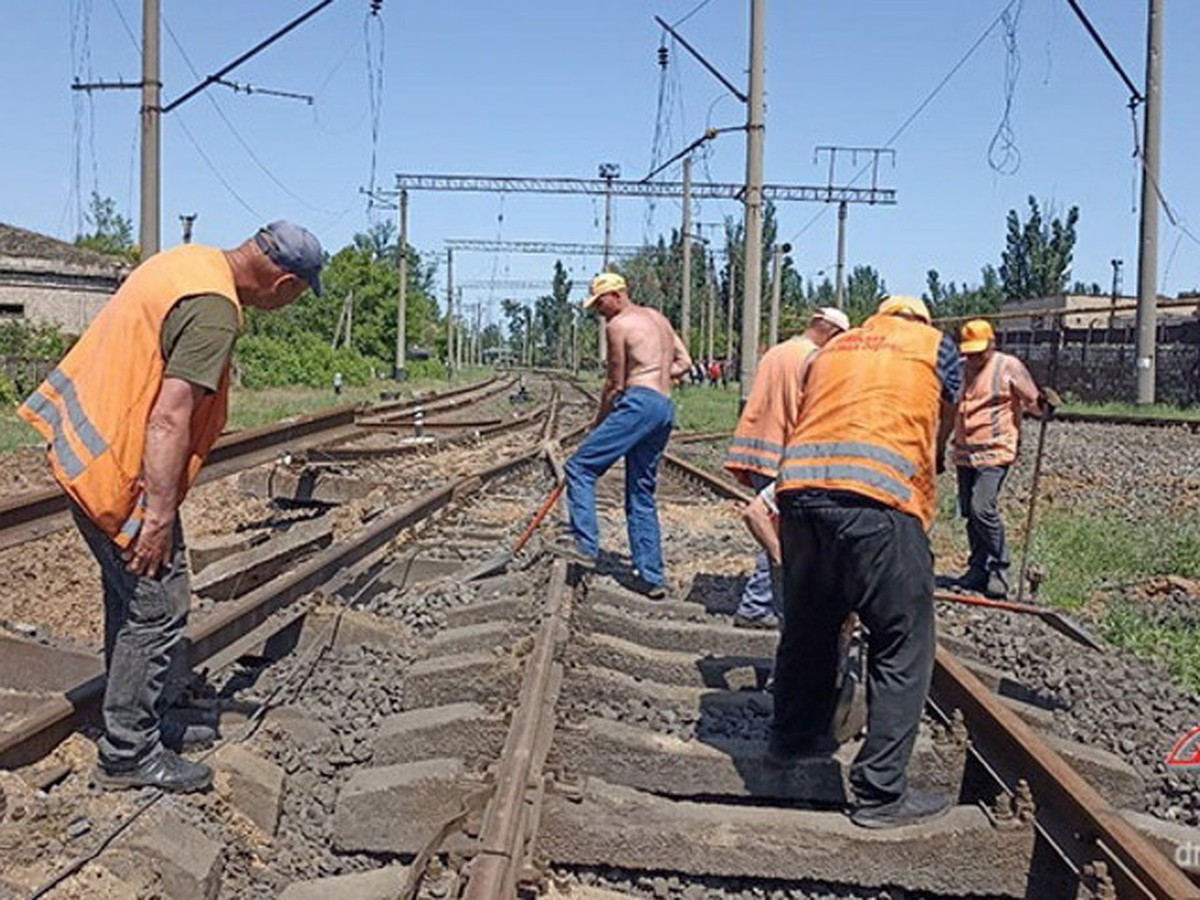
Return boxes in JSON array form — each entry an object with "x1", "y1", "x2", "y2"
[
  {"x1": 333, "y1": 371, "x2": 344, "y2": 396},
  {"x1": 771, "y1": 295, "x2": 961, "y2": 829},
  {"x1": 563, "y1": 273, "x2": 692, "y2": 598},
  {"x1": 19, "y1": 221, "x2": 325, "y2": 793},
  {"x1": 950, "y1": 319, "x2": 1052, "y2": 598},
  {"x1": 724, "y1": 308, "x2": 848, "y2": 628}
]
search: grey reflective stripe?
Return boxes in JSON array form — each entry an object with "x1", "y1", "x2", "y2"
[
  {"x1": 725, "y1": 452, "x2": 778, "y2": 472},
  {"x1": 780, "y1": 461, "x2": 913, "y2": 503},
  {"x1": 46, "y1": 368, "x2": 108, "y2": 459},
  {"x1": 119, "y1": 496, "x2": 147, "y2": 541},
  {"x1": 23, "y1": 391, "x2": 86, "y2": 478},
  {"x1": 729, "y1": 435, "x2": 784, "y2": 456},
  {"x1": 782, "y1": 441, "x2": 917, "y2": 479}
]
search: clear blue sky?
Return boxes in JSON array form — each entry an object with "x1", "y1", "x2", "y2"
[{"x1": 2, "y1": 1, "x2": 1198, "y2": 324}]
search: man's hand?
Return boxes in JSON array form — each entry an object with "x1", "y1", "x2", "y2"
[{"x1": 123, "y1": 512, "x2": 175, "y2": 577}]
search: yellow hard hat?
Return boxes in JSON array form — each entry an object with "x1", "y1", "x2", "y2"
[
  {"x1": 959, "y1": 319, "x2": 995, "y2": 354},
  {"x1": 877, "y1": 295, "x2": 932, "y2": 324}
]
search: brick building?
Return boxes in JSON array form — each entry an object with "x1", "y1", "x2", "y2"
[{"x1": 0, "y1": 223, "x2": 128, "y2": 335}]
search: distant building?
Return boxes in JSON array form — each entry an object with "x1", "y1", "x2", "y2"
[
  {"x1": 0, "y1": 223, "x2": 128, "y2": 334},
  {"x1": 998, "y1": 293, "x2": 1200, "y2": 331}
]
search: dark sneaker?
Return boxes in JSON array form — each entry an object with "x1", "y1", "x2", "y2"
[
  {"x1": 632, "y1": 578, "x2": 667, "y2": 600},
  {"x1": 162, "y1": 720, "x2": 217, "y2": 753},
  {"x1": 763, "y1": 735, "x2": 838, "y2": 768},
  {"x1": 94, "y1": 749, "x2": 213, "y2": 794},
  {"x1": 849, "y1": 790, "x2": 951, "y2": 829},
  {"x1": 952, "y1": 569, "x2": 988, "y2": 594},
  {"x1": 733, "y1": 612, "x2": 779, "y2": 630}
]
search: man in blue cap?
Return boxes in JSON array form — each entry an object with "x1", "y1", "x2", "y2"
[{"x1": 19, "y1": 220, "x2": 324, "y2": 793}]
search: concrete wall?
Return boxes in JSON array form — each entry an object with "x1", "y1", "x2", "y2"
[
  {"x1": 997, "y1": 323, "x2": 1200, "y2": 405},
  {"x1": 0, "y1": 264, "x2": 120, "y2": 334}
]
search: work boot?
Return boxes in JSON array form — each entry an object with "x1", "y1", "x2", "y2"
[
  {"x1": 849, "y1": 789, "x2": 951, "y2": 829},
  {"x1": 161, "y1": 719, "x2": 217, "y2": 753},
  {"x1": 952, "y1": 568, "x2": 989, "y2": 595},
  {"x1": 732, "y1": 612, "x2": 779, "y2": 630},
  {"x1": 94, "y1": 749, "x2": 213, "y2": 794},
  {"x1": 631, "y1": 577, "x2": 667, "y2": 600},
  {"x1": 983, "y1": 570, "x2": 1009, "y2": 600}
]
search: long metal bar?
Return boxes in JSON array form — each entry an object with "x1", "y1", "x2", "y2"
[
  {"x1": 445, "y1": 238, "x2": 647, "y2": 257},
  {"x1": 393, "y1": 174, "x2": 894, "y2": 205}
]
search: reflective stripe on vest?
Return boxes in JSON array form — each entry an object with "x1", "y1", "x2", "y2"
[
  {"x1": 778, "y1": 461, "x2": 913, "y2": 505},
  {"x1": 22, "y1": 389, "x2": 87, "y2": 479},
  {"x1": 781, "y1": 440, "x2": 917, "y2": 479},
  {"x1": 729, "y1": 435, "x2": 784, "y2": 456},
  {"x1": 46, "y1": 368, "x2": 109, "y2": 460},
  {"x1": 119, "y1": 494, "x2": 147, "y2": 543}
]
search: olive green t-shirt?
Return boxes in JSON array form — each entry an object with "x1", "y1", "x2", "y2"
[{"x1": 160, "y1": 294, "x2": 239, "y2": 392}]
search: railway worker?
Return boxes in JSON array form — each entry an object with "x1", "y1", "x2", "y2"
[
  {"x1": 18, "y1": 221, "x2": 325, "y2": 793},
  {"x1": 949, "y1": 319, "x2": 1048, "y2": 599},
  {"x1": 724, "y1": 307, "x2": 849, "y2": 629},
  {"x1": 771, "y1": 295, "x2": 962, "y2": 829},
  {"x1": 564, "y1": 273, "x2": 692, "y2": 599}
]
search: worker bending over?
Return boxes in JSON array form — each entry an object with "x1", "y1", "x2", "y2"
[
  {"x1": 724, "y1": 307, "x2": 848, "y2": 628},
  {"x1": 565, "y1": 273, "x2": 692, "y2": 598},
  {"x1": 771, "y1": 296, "x2": 961, "y2": 829},
  {"x1": 950, "y1": 319, "x2": 1050, "y2": 599}
]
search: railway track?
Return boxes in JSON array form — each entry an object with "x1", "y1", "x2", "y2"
[{"x1": 0, "y1": 378, "x2": 1196, "y2": 898}]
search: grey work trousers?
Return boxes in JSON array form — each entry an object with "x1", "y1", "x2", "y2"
[
  {"x1": 733, "y1": 472, "x2": 783, "y2": 624},
  {"x1": 772, "y1": 490, "x2": 935, "y2": 806},
  {"x1": 71, "y1": 504, "x2": 190, "y2": 768},
  {"x1": 956, "y1": 465, "x2": 1010, "y2": 577}
]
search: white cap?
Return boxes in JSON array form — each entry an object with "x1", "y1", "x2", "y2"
[{"x1": 813, "y1": 307, "x2": 850, "y2": 332}]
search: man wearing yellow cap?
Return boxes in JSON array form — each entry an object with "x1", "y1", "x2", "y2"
[
  {"x1": 950, "y1": 319, "x2": 1046, "y2": 599},
  {"x1": 564, "y1": 273, "x2": 692, "y2": 598},
  {"x1": 771, "y1": 295, "x2": 962, "y2": 828}
]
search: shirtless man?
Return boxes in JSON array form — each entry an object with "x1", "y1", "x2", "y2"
[{"x1": 564, "y1": 273, "x2": 692, "y2": 598}]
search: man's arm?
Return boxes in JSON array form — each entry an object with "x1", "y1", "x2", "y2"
[
  {"x1": 1007, "y1": 356, "x2": 1044, "y2": 416},
  {"x1": 742, "y1": 492, "x2": 781, "y2": 565},
  {"x1": 669, "y1": 329, "x2": 693, "y2": 380},
  {"x1": 935, "y1": 333, "x2": 963, "y2": 474},
  {"x1": 125, "y1": 377, "x2": 204, "y2": 576},
  {"x1": 594, "y1": 321, "x2": 626, "y2": 427}
]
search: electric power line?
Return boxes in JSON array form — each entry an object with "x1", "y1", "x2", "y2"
[
  {"x1": 170, "y1": 113, "x2": 263, "y2": 219},
  {"x1": 672, "y1": 0, "x2": 715, "y2": 29}
]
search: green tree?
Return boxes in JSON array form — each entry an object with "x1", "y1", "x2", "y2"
[
  {"x1": 1000, "y1": 196, "x2": 1080, "y2": 300},
  {"x1": 75, "y1": 192, "x2": 140, "y2": 264},
  {"x1": 844, "y1": 266, "x2": 888, "y2": 324},
  {"x1": 924, "y1": 266, "x2": 1004, "y2": 319}
]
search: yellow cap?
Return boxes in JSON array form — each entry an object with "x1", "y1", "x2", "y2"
[
  {"x1": 959, "y1": 319, "x2": 995, "y2": 354},
  {"x1": 582, "y1": 272, "x2": 627, "y2": 309},
  {"x1": 877, "y1": 295, "x2": 932, "y2": 324}
]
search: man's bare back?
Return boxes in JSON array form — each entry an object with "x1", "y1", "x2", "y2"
[{"x1": 607, "y1": 305, "x2": 691, "y2": 396}]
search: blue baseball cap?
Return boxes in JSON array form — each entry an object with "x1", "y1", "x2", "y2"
[{"x1": 255, "y1": 220, "x2": 325, "y2": 296}]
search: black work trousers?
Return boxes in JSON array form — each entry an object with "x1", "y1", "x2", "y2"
[
  {"x1": 772, "y1": 490, "x2": 935, "y2": 805},
  {"x1": 956, "y1": 465, "x2": 1010, "y2": 577}
]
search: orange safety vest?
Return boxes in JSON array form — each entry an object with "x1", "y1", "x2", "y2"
[
  {"x1": 724, "y1": 335, "x2": 818, "y2": 483},
  {"x1": 777, "y1": 313, "x2": 944, "y2": 528},
  {"x1": 953, "y1": 351, "x2": 1033, "y2": 468},
  {"x1": 18, "y1": 245, "x2": 241, "y2": 547}
]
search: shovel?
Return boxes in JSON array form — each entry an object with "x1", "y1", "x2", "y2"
[
  {"x1": 934, "y1": 590, "x2": 1101, "y2": 651},
  {"x1": 1015, "y1": 387, "x2": 1060, "y2": 603},
  {"x1": 458, "y1": 481, "x2": 566, "y2": 582}
]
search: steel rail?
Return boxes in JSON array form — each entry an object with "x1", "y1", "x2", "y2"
[
  {"x1": 0, "y1": 377, "x2": 507, "y2": 550},
  {"x1": 0, "y1": 435, "x2": 552, "y2": 769}
]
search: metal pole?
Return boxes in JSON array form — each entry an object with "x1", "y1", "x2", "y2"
[
  {"x1": 706, "y1": 254, "x2": 716, "y2": 362},
  {"x1": 456, "y1": 288, "x2": 465, "y2": 372},
  {"x1": 725, "y1": 254, "x2": 736, "y2": 367},
  {"x1": 394, "y1": 189, "x2": 409, "y2": 380},
  {"x1": 1135, "y1": 0, "x2": 1163, "y2": 405},
  {"x1": 681, "y1": 156, "x2": 693, "y2": 352},
  {"x1": 738, "y1": 0, "x2": 766, "y2": 406},
  {"x1": 835, "y1": 200, "x2": 848, "y2": 310},
  {"x1": 140, "y1": 0, "x2": 161, "y2": 256},
  {"x1": 768, "y1": 243, "x2": 782, "y2": 346},
  {"x1": 600, "y1": 173, "x2": 613, "y2": 368},
  {"x1": 179, "y1": 214, "x2": 195, "y2": 244},
  {"x1": 1108, "y1": 257, "x2": 1122, "y2": 331},
  {"x1": 446, "y1": 248, "x2": 455, "y2": 378}
]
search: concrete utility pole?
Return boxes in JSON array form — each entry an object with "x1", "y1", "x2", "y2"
[
  {"x1": 599, "y1": 162, "x2": 620, "y2": 369},
  {"x1": 394, "y1": 189, "x2": 409, "y2": 380},
  {"x1": 140, "y1": 0, "x2": 161, "y2": 256},
  {"x1": 1109, "y1": 258, "x2": 1124, "y2": 329},
  {"x1": 738, "y1": 0, "x2": 766, "y2": 406},
  {"x1": 681, "y1": 156, "x2": 693, "y2": 351},
  {"x1": 456, "y1": 288, "x2": 465, "y2": 371},
  {"x1": 706, "y1": 256, "x2": 716, "y2": 362},
  {"x1": 725, "y1": 255, "x2": 736, "y2": 367},
  {"x1": 446, "y1": 249, "x2": 456, "y2": 377},
  {"x1": 835, "y1": 200, "x2": 848, "y2": 310},
  {"x1": 179, "y1": 214, "x2": 196, "y2": 244},
  {"x1": 768, "y1": 241, "x2": 790, "y2": 346},
  {"x1": 1134, "y1": 0, "x2": 1164, "y2": 405}
]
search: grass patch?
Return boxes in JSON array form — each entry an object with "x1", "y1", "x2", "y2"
[
  {"x1": 673, "y1": 384, "x2": 740, "y2": 432},
  {"x1": 1061, "y1": 400, "x2": 1200, "y2": 421},
  {"x1": 1101, "y1": 601, "x2": 1200, "y2": 694},
  {"x1": 0, "y1": 410, "x2": 37, "y2": 452}
]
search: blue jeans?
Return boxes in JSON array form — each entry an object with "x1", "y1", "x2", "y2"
[
  {"x1": 566, "y1": 387, "x2": 674, "y2": 586},
  {"x1": 735, "y1": 472, "x2": 783, "y2": 623}
]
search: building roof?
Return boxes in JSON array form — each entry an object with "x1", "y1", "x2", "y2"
[{"x1": 0, "y1": 222, "x2": 128, "y2": 276}]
